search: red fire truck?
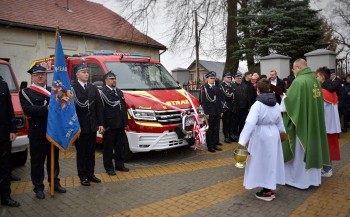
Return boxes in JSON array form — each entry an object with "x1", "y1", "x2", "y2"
[
  {"x1": 0, "y1": 59, "x2": 29, "y2": 166},
  {"x1": 31, "y1": 52, "x2": 206, "y2": 158}
]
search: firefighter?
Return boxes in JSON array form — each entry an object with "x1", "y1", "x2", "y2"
[
  {"x1": 99, "y1": 71, "x2": 129, "y2": 176},
  {"x1": 200, "y1": 71, "x2": 223, "y2": 152},
  {"x1": 220, "y1": 72, "x2": 235, "y2": 143},
  {"x1": 72, "y1": 63, "x2": 104, "y2": 186},
  {"x1": 19, "y1": 65, "x2": 65, "y2": 200},
  {"x1": 0, "y1": 78, "x2": 20, "y2": 207}
]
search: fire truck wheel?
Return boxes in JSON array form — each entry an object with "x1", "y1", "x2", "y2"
[
  {"x1": 11, "y1": 148, "x2": 28, "y2": 167},
  {"x1": 122, "y1": 134, "x2": 133, "y2": 161},
  {"x1": 187, "y1": 138, "x2": 195, "y2": 146}
]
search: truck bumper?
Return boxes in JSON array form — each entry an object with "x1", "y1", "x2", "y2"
[
  {"x1": 11, "y1": 135, "x2": 29, "y2": 153},
  {"x1": 126, "y1": 131, "x2": 188, "y2": 153}
]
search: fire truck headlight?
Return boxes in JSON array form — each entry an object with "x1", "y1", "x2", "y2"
[{"x1": 129, "y1": 109, "x2": 156, "y2": 121}]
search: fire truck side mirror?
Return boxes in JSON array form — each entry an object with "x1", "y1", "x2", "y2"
[{"x1": 20, "y1": 81, "x2": 28, "y2": 90}]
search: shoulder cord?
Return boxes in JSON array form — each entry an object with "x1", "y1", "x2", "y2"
[
  {"x1": 71, "y1": 88, "x2": 89, "y2": 108},
  {"x1": 21, "y1": 89, "x2": 47, "y2": 106},
  {"x1": 21, "y1": 89, "x2": 33, "y2": 106},
  {"x1": 204, "y1": 86, "x2": 216, "y2": 102},
  {"x1": 220, "y1": 84, "x2": 233, "y2": 98},
  {"x1": 98, "y1": 89, "x2": 121, "y2": 108}
]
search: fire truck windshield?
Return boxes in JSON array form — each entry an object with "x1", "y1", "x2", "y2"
[
  {"x1": 105, "y1": 62, "x2": 181, "y2": 90},
  {"x1": 0, "y1": 63, "x2": 17, "y2": 91}
]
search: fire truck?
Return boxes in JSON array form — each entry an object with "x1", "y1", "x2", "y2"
[
  {"x1": 31, "y1": 52, "x2": 206, "y2": 158},
  {"x1": 0, "y1": 59, "x2": 29, "y2": 166}
]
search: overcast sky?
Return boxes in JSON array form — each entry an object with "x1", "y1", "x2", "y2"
[{"x1": 90, "y1": 0, "x2": 330, "y2": 72}]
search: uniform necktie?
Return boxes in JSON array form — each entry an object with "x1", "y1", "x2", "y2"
[
  {"x1": 112, "y1": 89, "x2": 116, "y2": 94},
  {"x1": 84, "y1": 84, "x2": 87, "y2": 89}
]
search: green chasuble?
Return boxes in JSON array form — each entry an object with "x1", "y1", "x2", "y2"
[{"x1": 282, "y1": 67, "x2": 330, "y2": 169}]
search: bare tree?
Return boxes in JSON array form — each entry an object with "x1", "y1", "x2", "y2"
[
  {"x1": 115, "y1": 0, "x2": 240, "y2": 74},
  {"x1": 330, "y1": 0, "x2": 350, "y2": 51}
]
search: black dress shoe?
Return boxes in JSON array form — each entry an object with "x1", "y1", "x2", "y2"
[
  {"x1": 35, "y1": 191, "x2": 45, "y2": 199},
  {"x1": 217, "y1": 142, "x2": 223, "y2": 146},
  {"x1": 81, "y1": 179, "x2": 90, "y2": 186},
  {"x1": 10, "y1": 174, "x2": 21, "y2": 182},
  {"x1": 88, "y1": 175, "x2": 101, "y2": 183},
  {"x1": 116, "y1": 167, "x2": 129, "y2": 172},
  {"x1": 208, "y1": 149, "x2": 216, "y2": 153},
  {"x1": 214, "y1": 146, "x2": 223, "y2": 151},
  {"x1": 1, "y1": 197, "x2": 20, "y2": 207},
  {"x1": 107, "y1": 170, "x2": 116, "y2": 176},
  {"x1": 54, "y1": 184, "x2": 67, "y2": 193},
  {"x1": 224, "y1": 138, "x2": 231, "y2": 143}
]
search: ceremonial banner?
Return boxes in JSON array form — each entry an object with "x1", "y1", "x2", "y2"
[{"x1": 46, "y1": 36, "x2": 81, "y2": 152}]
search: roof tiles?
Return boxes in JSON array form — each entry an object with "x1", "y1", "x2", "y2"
[{"x1": 0, "y1": 0, "x2": 166, "y2": 49}]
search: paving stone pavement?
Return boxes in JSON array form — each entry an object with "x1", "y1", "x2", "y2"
[{"x1": 1, "y1": 132, "x2": 350, "y2": 217}]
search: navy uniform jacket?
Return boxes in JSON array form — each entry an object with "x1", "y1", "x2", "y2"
[
  {"x1": 72, "y1": 83, "x2": 104, "y2": 134},
  {"x1": 220, "y1": 81, "x2": 235, "y2": 111},
  {"x1": 100, "y1": 86, "x2": 128, "y2": 130},
  {"x1": 0, "y1": 80, "x2": 17, "y2": 142},
  {"x1": 19, "y1": 86, "x2": 51, "y2": 139},
  {"x1": 200, "y1": 83, "x2": 223, "y2": 115}
]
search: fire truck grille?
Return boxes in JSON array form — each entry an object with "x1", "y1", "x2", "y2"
[{"x1": 154, "y1": 109, "x2": 194, "y2": 124}]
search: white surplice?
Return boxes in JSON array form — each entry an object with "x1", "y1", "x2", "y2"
[
  {"x1": 238, "y1": 101, "x2": 286, "y2": 190},
  {"x1": 324, "y1": 102, "x2": 341, "y2": 134},
  {"x1": 280, "y1": 96, "x2": 321, "y2": 189}
]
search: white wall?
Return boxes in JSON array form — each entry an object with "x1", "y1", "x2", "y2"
[
  {"x1": 260, "y1": 59, "x2": 290, "y2": 79},
  {"x1": 0, "y1": 26, "x2": 161, "y2": 84},
  {"x1": 306, "y1": 55, "x2": 337, "y2": 71}
]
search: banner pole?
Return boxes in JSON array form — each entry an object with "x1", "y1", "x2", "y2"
[
  {"x1": 50, "y1": 143, "x2": 55, "y2": 198},
  {"x1": 50, "y1": 23, "x2": 60, "y2": 198}
]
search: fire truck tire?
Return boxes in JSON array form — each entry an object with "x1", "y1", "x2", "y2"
[
  {"x1": 11, "y1": 148, "x2": 28, "y2": 167},
  {"x1": 187, "y1": 138, "x2": 195, "y2": 146},
  {"x1": 122, "y1": 134, "x2": 133, "y2": 161}
]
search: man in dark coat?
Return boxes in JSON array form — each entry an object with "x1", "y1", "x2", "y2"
[
  {"x1": 0, "y1": 79, "x2": 20, "y2": 207},
  {"x1": 72, "y1": 63, "x2": 104, "y2": 186},
  {"x1": 269, "y1": 70, "x2": 286, "y2": 104},
  {"x1": 200, "y1": 71, "x2": 223, "y2": 152},
  {"x1": 232, "y1": 73, "x2": 253, "y2": 138},
  {"x1": 220, "y1": 72, "x2": 235, "y2": 143},
  {"x1": 100, "y1": 71, "x2": 129, "y2": 175},
  {"x1": 19, "y1": 65, "x2": 65, "y2": 200}
]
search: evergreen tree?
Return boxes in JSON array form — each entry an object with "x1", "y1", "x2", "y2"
[{"x1": 237, "y1": 0, "x2": 330, "y2": 70}]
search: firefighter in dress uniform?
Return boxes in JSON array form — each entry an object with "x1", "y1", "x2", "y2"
[
  {"x1": 200, "y1": 71, "x2": 223, "y2": 152},
  {"x1": 220, "y1": 72, "x2": 236, "y2": 143},
  {"x1": 71, "y1": 63, "x2": 104, "y2": 186},
  {"x1": 99, "y1": 71, "x2": 129, "y2": 176},
  {"x1": 0, "y1": 78, "x2": 20, "y2": 207},
  {"x1": 19, "y1": 65, "x2": 66, "y2": 200}
]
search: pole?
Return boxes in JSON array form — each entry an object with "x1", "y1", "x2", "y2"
[
  {"x1": 50, "y1": 143, "x2": 55, "y2": 197},
  {"x1": 194, "y1": 10, "x2": 200, "y2": 89},
  {"x1": 50, "y1": 24, "x2": 60, "y2": 198}
]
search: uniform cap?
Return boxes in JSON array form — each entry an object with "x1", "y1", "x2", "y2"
[
  {"x1": 223, "y1": 72, "x2": 232, "y2": 78},
  {"x1": 73, "y1": 63, "x2": 88, "y2": 74},
  {"x1": 235, "y1": 73, "x2": 243, "y2": 78},
  {"x1": 27, "y1": 64, "x2": 46, "y2": 74},
  {"x1": 103, "y1": 71, "x2": 116, "y2": 79},
  {"x1": 205, "y1": 71, "x2": 216, "y2": 78}
]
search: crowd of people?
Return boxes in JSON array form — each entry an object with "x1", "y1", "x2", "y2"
[
  {"x1": 200, "y1": 58, "x2": 349, "y2": 201},
  {"x1": 1, "y1": 58, "x2": 350, "y2": 207}
]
